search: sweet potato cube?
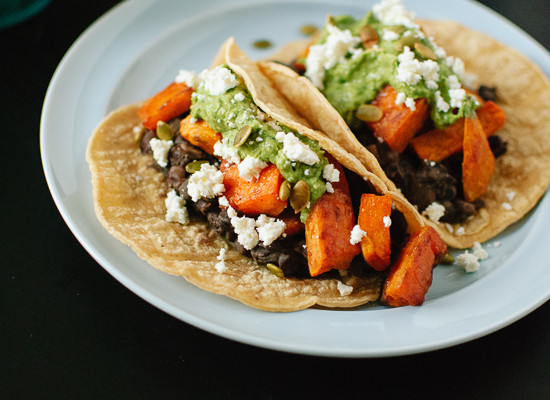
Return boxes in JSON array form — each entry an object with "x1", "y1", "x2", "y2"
[
  {"x1": 137, "y1": 82, "x2": 193, "y2": 130},
  {"x1": 381, "y1": 226, "x2": 447, "y2": 307},
  {"x1": 358, "y1": 194, "x2": 393, "y2": 271},
  {"x1": 221, "y1": 163, "x2": 287, "y2": 217},
  {"x1": 277, "y1": 210, "x2": 305, "y2": 236},
  {"x1": 462, "y1": 116, "x2": 495, "y2": 202},
  {"x1": 368, "y1": 86, "x2": 429, "y2": 153},
  {"x1": 180, "y1": 115, "x2": 222, "y2": 155},
  {"x1": 305, "y1": 190, "x2": 360, "y2": 277}
]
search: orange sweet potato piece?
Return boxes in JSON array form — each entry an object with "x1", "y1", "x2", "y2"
[
  {"x1": 411, "y1": 100, "x2": 505, "y2": 162},
  {"x1": 381, "y1": 226, "x2": 447, "y2": 307},
  {"x1": 277, "y1": 210, "x2": 305, "y2": 236},
  {"x1": 368, "y1": 86, "x2": 429, "y2": 153},
  {"x1": 221, "y1": 163, "x2": 287, "y2": 217},
  {"x1": 305, "y1": 165, "x2": 359, "y2": 277},
  {"x1": 357, "y1": 194, "x2": 393, "y2": 271},
  {"x1": 462, "y1": 116, "x2": 495, "y2": 202},
  {"x1": 137, "y1": 82, "x2": 193, "y2": 130},
  {"x1": 180, "y1": 115, "x2": 222, "y2": 155}
]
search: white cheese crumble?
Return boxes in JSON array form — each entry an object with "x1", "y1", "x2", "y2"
[
  {"x1": 165, "y1": 190, "x2": 188, "y2": 225},
  {"x1": 350, "y1": 224, "x2": 366, "y2": 245},
  {"x1": 455, "y1": 226, "x2": 465, "y2": 236},
  {"x1": 435, "y1": 90, "x2": 450, "y2": 113},
  {"x1": 337, "y1": 281, "x2": 354, "y2": 296},
  {"x1": 238, "y1": 156, "x2": 268, "y2": 182},
  {"x1": 422, "y1": 202, "x2": 446, "y2": 223},
  {"x1": 323, "y1": 164, "x2": 340, "y2": 183},
  {"x1": 472, "y1": 241, "x2": 489, "y2": 261},
  {"x1": 373, "y1": 0, "x2": 417, "y2": 28},
  {"x1": 255, "y1": 214, "x2": 286, "y2": 246},
  {"x1": 455, "y1": 251, "x2": 480, "y2": 273},
  {"x1": 305, "y1": 23, "x2": 361, "y2": 88},
  {"x1": 213, "y1": 138, "x2": 241, "y2": 164},
  {"x1": 149, "y1": 138, "x2": 173, "y2": 168},
  {"x1": 382, "y1": 29, "x2": 400, "y2": 41},
  {"x1": 282, "y1": 132, "x2": 320, "y2": 165},
  {"x1": 396, "y1": 46, "x2": 440, "y2": 88},
  {"x1": 325, "y1": 182, "x2": 334, "y2": 193},
  {"x1": 506, "y1": 191, "x2": 516, "y2": 201},
  {"x1": 187, "y1": 164, "x2": 225, "y2": 202},
  {"x1": 230, "y1": 215, "x2": 259, "y2": 250},
  {"x1": 174, "y1": 69, "x2": 198, "y2": 87},
  {"x1": 199, "y1": 66, "x2": 238, "y2": 96},
  {"x1": 502, "y1": 202, "x2": 513, "y2": 211},
  {"x1": 383, "y1": 216, "x2": 392, "y2": 228},
  {"x1": 214, "y1": 248, "x2": 227, "y2": 273},
  {"x1": 234, "y1": 92, "x2": 245, "y2": 101},
  {"x1": 218, "y1": 195, "x2": 230, "y2": 208}
]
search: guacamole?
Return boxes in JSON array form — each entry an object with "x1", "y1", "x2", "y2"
[
  {"x1": 304, "y1": 12, "x2": 479, "y2": 129},
  {"x1": 190, "y1": 66, "x2": 328, "y2": 221}
]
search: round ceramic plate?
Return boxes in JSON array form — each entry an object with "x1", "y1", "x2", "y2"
[{"x1": 41, "y1": 0, "x2": 550, "y2": 357}]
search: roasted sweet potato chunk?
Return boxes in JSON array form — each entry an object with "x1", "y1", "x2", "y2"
[
  {"x1": 368, "y1": 86, "x2": 429, "y2": 153},
  {"x1": 462, "y1": 116, "x2": 495, "y2": 202},
  {"x1": 381, "y1": 226, "x2": 447, "y2": 307},
  {"x1": 221, "y1": 162, "x2": 287, "y2": 217},
  {"x1": 358, "y1": 194, "x2": 393, "y2": 271},
  {"x1": 137, "y1": 82, "x2": 193, "y2": 130},
  {"x1": 180, "y1": 115, "x2": 222, "y2": 155}
]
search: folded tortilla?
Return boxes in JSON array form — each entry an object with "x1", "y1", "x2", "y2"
[
  {"x1": 259, "y1": 20, "x2": 550, "y2": 249},
  {"x1": 86, "y1": 38, "x2": 424, "y2": 311}
]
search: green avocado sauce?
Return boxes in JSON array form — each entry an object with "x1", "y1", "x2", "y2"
[
  {"x1": 190, "y1": 67, "x2": 328, "y2": 222},
  {"x1": 305, "y1": 12, "x2": 479, "y2": 130}
]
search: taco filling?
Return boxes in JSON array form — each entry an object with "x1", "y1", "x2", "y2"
[{"x1": 88, "y1": 38, "x2": 451, "y2": 310}]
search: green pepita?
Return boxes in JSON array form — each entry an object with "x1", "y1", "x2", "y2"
[
  {"x1": 133, "y1": 125, "x2": 146, "y2": 143},
  {"x1": 253, "y1": 40, "x2": 272, "y2": 49},
  {"x1": 234, "y1": 125, "x2": 252, "y2": 148},
  {"x1": 360, "y1": 25, "x2": 379, "y2": 49},
  {"x1": 156, "y1": 121, "x2": 174, "y2": 141},
  {"x1": 387, "y1": 25, "x2": 406, "y2": 35},
  {"x1": 356, "y1": 104, "x2": 383, "y2": 122},
  {"x1": 414, "y1": 42, "x2": 438, "y2": 60},
  {"x1": 279, "y1": 180, "x2": 292, "y2": 202},
  {"x1": 289, "y1": 180, "x2": 310, "y2": 213},
  {"x1": 300, "y1": 24, "x2": 318, "y2": 36},
  {"x1": 396, "y1": 35, "x2": 420, "y2": 52},
  {"x1": 266, "y1": 263, "x2": 285, "y2": 278},
  {"x1": 442, "y1": 253, "x2": 455, "y2": 264},
  {"x1": 185, "y1": 160, "x2": 209, "y2": 173}
]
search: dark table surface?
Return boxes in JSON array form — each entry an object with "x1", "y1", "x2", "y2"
[{"x1": 2, "y1": 0, "x2": 549, "y2": 398}]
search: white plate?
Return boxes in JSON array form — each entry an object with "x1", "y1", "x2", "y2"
[{"x1": 41, "y1": 0, "x2": 550, "y2": 357}]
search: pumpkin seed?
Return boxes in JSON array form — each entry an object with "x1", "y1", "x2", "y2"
[
  {"x1": 233, "y1": 125, "x2": 252, "y2": 148},
  {"x1": 253, "y1": 40, "x2": 272, "y2": 49},
  {"x1": 414, "y1": 42, "x2": 438, "y2": 60},
  {"x1": 185, "y1": 160, "x2": 209, "y2": 173},
  {"x1": 360, "y1": 25, "x2": 379, "y2": 49},
  {"x1": 300, "y1": 24, "x2": 318, "y2": 36},
  {"x1": 266, "y1": 263, "x2": 285, "y2": 278},
  {"x1": 396, "y1": 35, "x2": 420, "y2": 52},
  {"x1": 289, "y1": 180, "x2": 310, "y2": 213},
  {"x1": 279, "y1": 180, "x2": 292, "y2": 202},
  {"x1": 356, "y1": 104, "x2": 383, "y2": 122},
  {"x1": 442, "y1": 253, "x2": 455, "y2": 264},
  {"x1": 387, "y1": 25, "x2": 406, "y2": 35},
  {"x1": 156, "y1": 121, "x2": 174, "y2": 141},
  {"x1": 133, "y1": 126, "x2": 145, "y2": 143}
]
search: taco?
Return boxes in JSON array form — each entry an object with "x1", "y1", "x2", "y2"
[
  {"x1": 259, "y1": 0, "x2": 550, "y2": 249},
  {"x1": 87, "y1": 37, "x2": 448, "y2": 311}
]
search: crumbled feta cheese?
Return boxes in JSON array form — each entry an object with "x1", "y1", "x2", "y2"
[
  {"x1": 187, "y1": 164, "x2": 225, "y2": 202},
  {"x1": 449, "y1": 88, "x2": 466, "y2": 108},
  {"x1": 493, "y1": 241, "x2": 501, "y2": 248},
  {"x1": 383, "y1": 216, "x2": 392, "y2": 228},
  {"x1": 502, "y1": 202, "x2": 513, "y2": 211},
  {"x1": 455, "y1": 226, "x2": 465, "y2": 236},
  {"x1": 234, "y1": 92, "x2": 245, "y2": 101},
  {"x1": 174, "y1": 69, "x2": 198, "y2": 87},
  {"x1": 373, "y1": 0, "x2": 417, "y2": 28},
  {"x1": 226, "y1": 205, "x2": 238, "y2": 219},
  {"x1": 165, "y1": 190, "x2": 188, "y2": 225},
  {"x1": 189, "y1": 117, "x2": 197, "y2": 124},
  {"x1": 422, "y1": 202, "x2": 446, "y2": 223},
  {"x1": 214, "y1": 248, "x2": 227, "y2": 273},
  {"x1": 435, "y1": 90, "x2": 450, "y2": 112},
  {"x1": 230, "y1": 215, "x2": 259, "y2": 250},
  {"x1": 382, "y1": 29, "x2": 400, "y2": 41},
  {"x1": 305, "y1": 23, "x2": 361, "y2": 88},
  {"x1": 350, "y1": 224, "x2": 366, "y2": 245},
  {"x1": 275, "y1": 131, "x2": 286, "y2": 142},
  {"x1": 395, "y1": 91, "x2": 407, "y2": 105},
  {"x1": 337, "y1": 281, "x2": 354, "y2": 296},
  {"x1": 238, "y1": 156, "x2": 268, "y2": 182},
  {"x1": 213, "y1": 138, "x2": 241, "y2": 164},
  {"x1": 199, "y1": 66, "x2": 238, "y2": 96},
  {"x1": 218, "y1": 195, "x2": 230, "y2": 208},
  {"x1": 149, "y1": 138, "x2": 173, "y2": 168},
  {"x1": 472, "y1": 241, "x2": 488, "y2": 261},
  {"x1": 323, "y1": 164, "x2": 340, "y2": 183},
  {"x1": 396, "y1": 46, "x2": 440, "y2": 88},
  {"x1": 445, "y1": 223, "x2": 454, "y2": 233},
  {"x1": 455, "y1": 251, "x2": 480, "y2": 273},
  {"x1": 255, "y1": 214, "x2": 286, "y2": 246},
  {"x1": 282, "y1": 132, "x2": 320, "y2": 165},
  {"x1": 405, "y1": 97, "x2": 416, "y2": 111},
  {"x1": 506, "y1": 191, "x2": 516, "y2": 201},
  {"x1": 325, "y1": 182, "x2": 334, "y2": 193}
]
